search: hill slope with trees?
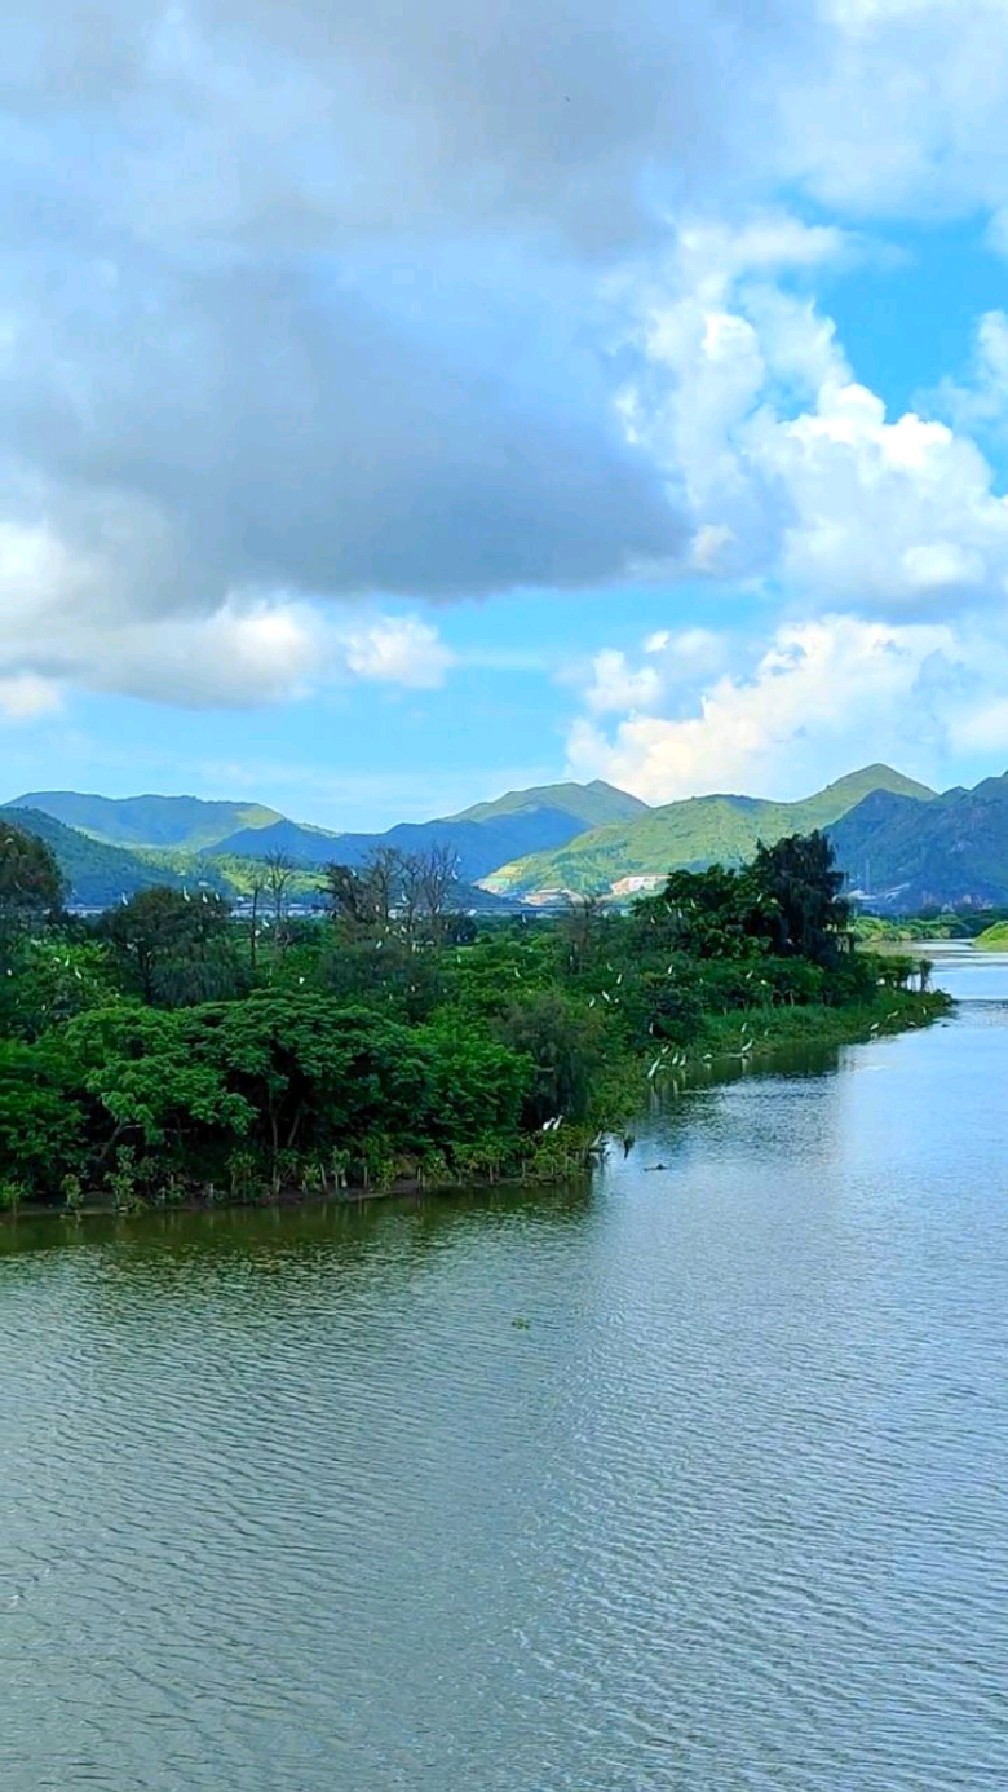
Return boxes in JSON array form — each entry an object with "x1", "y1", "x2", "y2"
[
  {"x1": 829, "y1": 773, "x2": 1008, "y2": 910},
  {"x1": 216, "y1": 780, "x2": 648, "y2": 880},
  {"x1": 485, "y1": 766, "x2": 934, "y2": 894},
  {"x1": 10, "y1": 792, "x2": 282, "y2": 850},
  {"x1": 0, "y1": 807, "x2": 202, "y2": 907}
]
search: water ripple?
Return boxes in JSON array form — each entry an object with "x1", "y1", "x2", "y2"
[{"x1": 2, "y1": 977, "x2": 1008, "y2": 1788}]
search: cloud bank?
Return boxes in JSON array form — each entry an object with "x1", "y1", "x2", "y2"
[{"x1": 4, "y1": 0, "x2": 1008, "y2": 758}]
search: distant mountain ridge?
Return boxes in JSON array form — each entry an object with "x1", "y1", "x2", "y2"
[
  {"x1": 829, "y1": 772, "x2": 1008, "y2": 910},
  {"x1": 0, "y1": 806, "x2": 196, "y2": 906},
  {"x1": 485, "y1": 765, "x2": 934, "y2": 894},
  {"x1": 10, "y1": 791, "x2": 282, "y2": 851},
  {"x1": 14, "y1": 763, "x2": 1008, "y2": 916},
  {"x1": 2, "y1": 779, "x2": 647, "y2": 905},
  {"x1": 214, "y1": 780, "x2": 647, "y2": 882}
]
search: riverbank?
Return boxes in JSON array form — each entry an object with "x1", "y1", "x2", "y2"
[
  {"x1": 0, "y1": 827, "x2": 951, "y2": 1220},
  {"x1": 693, "y1": 985, "x2": 951, "y2": 1069},
  {"x1": 1, "y1": 986, "x2": 950, "y2": 1225}
]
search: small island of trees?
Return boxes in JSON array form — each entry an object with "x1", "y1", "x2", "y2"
[{"x1": 0, "y1": 821, "x2": 947, "y2": 1214}]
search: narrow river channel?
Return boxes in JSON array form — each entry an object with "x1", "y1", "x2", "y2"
[{"x1": 2, "y1": 950, "x2": 1007, "y2": 1789}]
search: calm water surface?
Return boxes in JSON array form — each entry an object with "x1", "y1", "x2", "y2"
[{"x1": 2, "y1": 950, "x2": 1007, "y2": 1789}]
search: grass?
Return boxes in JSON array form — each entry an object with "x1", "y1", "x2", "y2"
[
  {"x1": 641, "y1": 987, "x2": 952, "y2": 1098},
  {"x1": 976, "y1": 921, "x2": 1008, "y2": 950}
]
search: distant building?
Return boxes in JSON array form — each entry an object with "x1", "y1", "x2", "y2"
[
  {"x1": 522, "y1": 888, "x2": 576, "y2": 909},
  {"x1": 610, "y1": 874, "x2": 663, "y2": 898}
]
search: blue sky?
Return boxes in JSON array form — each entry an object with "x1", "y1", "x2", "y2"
[{"x1": 5, "y1": 2, "x2": 1008, "y2": 828}]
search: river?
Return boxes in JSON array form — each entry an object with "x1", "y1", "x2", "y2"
[{"x1": 2, "y1": 950, "x2": 1007, "y2": 1789}]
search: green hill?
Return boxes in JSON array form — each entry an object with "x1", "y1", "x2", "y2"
[
  {"x1": 0, "y1": 807, "x2": 200, "y2": 906},
  {"x1": 454, "y1": 779, "x2": 647, "y2": 829},
  {"x1": 485, "y1": 765, "x2": 934, "y2": 895},
  {"x1": 975, "y1": 920, "x2": 1008, "y2": 949},
  {"x1": 829, "y1": 772, "x2": 1008, "y2": 911},
  {"x1": 3, "y1": 776, "x2": 647, "y2": 908},
  {"x1": 9, "y1": 792, "x2": 282, "y2": 851},
  {"x1": 216, "y1": 780, "x2": 648, "y2": 882}
]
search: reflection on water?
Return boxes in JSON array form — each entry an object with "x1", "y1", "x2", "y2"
[{"x1": 2, "y1": 955, "x2": 1008, "y2": 1790}]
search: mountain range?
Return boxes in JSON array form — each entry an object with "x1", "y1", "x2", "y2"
[
  {"x1": 483, "y1": 765, "x2": 934, "y2": 895},
  {"x1": 9, "y1": 792, "x2": 283, "y2": 851},
  {"x1": 9, "y1": 780, "x2": 647, "y2": 891},
  {"x1": 212, "y1": 780, "x2": 648, "y2": 879},
  {"x1": 829, "y1": 775, "x2": 1008, "y2": 910},
  {"x1": 6, "y1": 763, "x2": 1008, "y2": 913}
]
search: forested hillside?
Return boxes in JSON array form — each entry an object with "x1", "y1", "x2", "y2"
[
  {"x1": 11, "y1": 792, "x2": 282, "y2": 850},
  {"x1": 830, "y1": 773, "x2": 1008, "y2": 910},
  {"x1": 216, "y1": 780, "x2": 647, "y2": 880},
  {"x1": 486, "y1": 766, "x2": 933, "y2": 894}
]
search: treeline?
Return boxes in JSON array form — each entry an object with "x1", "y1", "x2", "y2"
[{"x1": 0, "y1": 823, "x2": 943, "y2": 1212}]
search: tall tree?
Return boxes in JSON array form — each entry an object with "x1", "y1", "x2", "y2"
[
  {"x1": 247, "y1": 870, "x2": 267, "y2": 975},
  {"x1": 752, "y1": 831, "x2": 850, "y2": 965},
  {"x1": 264, "y1": 850, "x2": 295, "y2": 955},
  {"x1": 399, "y1": 851, "x2": 426, "y2": 944},
  {"x1": 100, "y1": 886, "x2": 233, "y2": 1004},
  {"x1": 419, "y1": 843, "x2": 461, "y2": 944},
  {"x1": 325, "y1": 862, "x2": 381, "y2": 933},
  {"x1": 364, "y1": 846, "x2": 405, "y2": 929},
  {"x1": 0, "y1": 824, "x2": 65, "y2": 950}
]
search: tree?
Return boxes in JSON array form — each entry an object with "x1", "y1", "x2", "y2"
[
  {"x1": 639, "y1": 864, "x2": 768, "y2": 959},
  {"x1": 563, "y1": 892, "x2": 602, "y2": 973},
  {"x1": 0, "y1": 824, "x2": 65, "y2": 949},
  {"x1": 0, "y1": 935, "x2": 117, "y2": 1040},
  {"x1": 100, "y1": 885, "x2": 234, "y2": 1004},
  {"x1": 0, "y1": 1035, "x2": 86, "y2": 1199},
  {"x1": 419, "y1": 843, "x2": 461, "y2": 944},
  {"x1": 751, "y1": 831, "x2": 850, "y2": 966},
  {"x1": 247, "y1": 869, "x2": 267, "y2": 975},
  {"x1": 495, "y1": 989, "x2": 607, "y2": 1126},
  {"x1": 325, "y1": 861, "x2": 381, "y2": 933},
  {"x1": 364, "y1": 846, "x2": 404, "y2": 928},
  {"x1": 265, "y1": 850, "x2": 295, "y2": 955},
  {"x1": 399, "y1": 851, "x2": 425, "y2": 943},
  {"x1": 64, "y1": 1004, "x2": 252, "y2": 1159}
]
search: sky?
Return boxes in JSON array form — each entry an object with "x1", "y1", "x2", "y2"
[{"x1": 5, "y1": 0, "x2": 1008, "y2": 828}]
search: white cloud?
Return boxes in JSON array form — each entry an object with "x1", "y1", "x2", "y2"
[
  {"x1": 341, "y1": 616, "x2": 456, "y2": 689},
  {"x1": 758, "y1": 385, "x2": 1008, "y2": 605},
  {"x1": 95, "y1": 603, "x2": 323, "y2": 708},
  {"x1": 567, "y1": 615, "x2": 963, "y2": 802},
  {"x1": 0, "y1": 673, "x2": 62, "y2": 723},
  {"x1": 620, "y1": 225, "x2": 1008, "y2": 612},
  {"x1": 584, "y1": 650, "x2": 663, "y2": 716},
  {"x1": 5, "y1": 0, "x2": 1008, "y2": 723},
  {"x1": 932, "y1": 310, "x2": 1008, "y2": 437},
  {"x1": 0, "y1": 530, "x2": 458, "y2": 708},
  {"x1": 779, "y1": 1, "x2": 1008, "y2": 220},
  {"x1": 953, "y1": 697, "x2": 1008, "y2": 756}
]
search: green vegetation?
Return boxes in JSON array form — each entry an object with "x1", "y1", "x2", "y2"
[
  {"x1": 454, "y1": 778, "x2": 648, "y2": 829},
  {"x1": 975, "y1": 919, "x2": 1008, "y2": 949},
  {"x1": 0, "y1": 821, "x2": 948, "y2": 1216},
  {"x1": 853, "y1": 908, "x2": 1008, "y2": 942},
  {"x1": 486, "y1": 764, "x2": 933, "y2": 894},
  {"x1": 9, "y1": 791, "x2": 283, "y2": 850},
  {"x1": 831, "y1": 772, "x2": 1008, "y2": 910},
  {"x1": 217, "y1": 778, "x2": 649, "y2": 877}
]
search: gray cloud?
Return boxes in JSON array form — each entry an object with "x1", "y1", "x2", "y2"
[
  {"x1": 1, "y1": 0, "x2": 812, "y2": 646},
  {"x1": 4, "y1": 0, "x2": 803, "y2": 247},
  {"x1": 5, "y1": 0, "x2": 1008, "y2": 713},
  {"x1": 2, "y1": 254, "x2": 684, "y2": 604}
]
